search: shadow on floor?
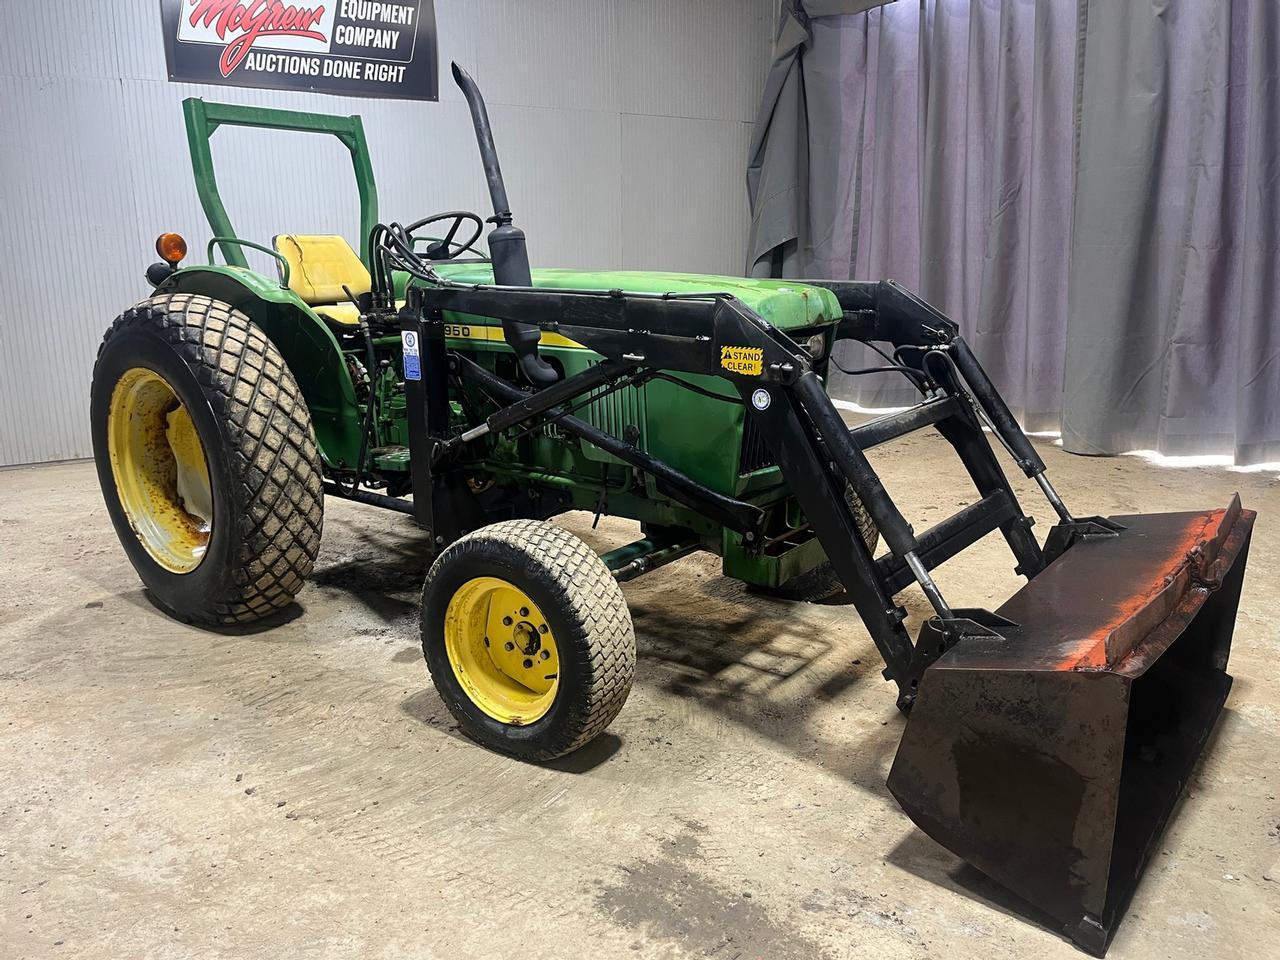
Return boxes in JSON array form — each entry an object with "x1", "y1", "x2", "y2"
[
  {"x1": 309, "y1": 519, "x2": 436, "y2": 622},
  {"x1": 627, "y1": 593, "x2": 906, "y2": 795},
  {"x1": 884, "y1": 828, "x2": 1064, "y2": 941},
  {"x1": 397, "y1": 686, "x2": 622, "y2": 773}
]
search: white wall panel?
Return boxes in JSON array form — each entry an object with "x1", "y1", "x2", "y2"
[
  {"x1": 618, "y1": 0, "x2": 776, "y2": 121},
  {"x1": 489, "y1": 105, "x2": 624, "y2": 271},
  {"x1": 474, "y1": 0, "x2": 621, "y2": 113},
  {"x1": 0, "y1": 0, "x2": 124, "y2": 80},
  {"x1": 0, "y1": 0, "x2": 774, "y2": 465},
  {"x1": 0, "y1": 78, "x2": 141, "y2": 465},
  {"x1": 621, "y1": 113, "x2": 755, "y2": 276}
]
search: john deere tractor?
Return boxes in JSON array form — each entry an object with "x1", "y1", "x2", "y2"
[{"x1": 90, "y1": 64, "x2": 1255, "y2": 955}]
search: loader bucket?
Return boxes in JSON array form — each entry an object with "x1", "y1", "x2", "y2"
[{"x1": 887, "y1": 497, "x2": 1255, "y2": 955}]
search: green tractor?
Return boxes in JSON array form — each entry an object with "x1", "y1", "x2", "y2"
[{"x1": 90, "y1": 64, "x2": 1255, "y2": 954}]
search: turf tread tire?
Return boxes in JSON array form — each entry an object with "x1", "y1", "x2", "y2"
[
  {"x1": 92, "y1": 293, "x2": 323, "y2": 625},
  {"x1": 421, "y1": 519, "x2": 635, "y2": 761}
]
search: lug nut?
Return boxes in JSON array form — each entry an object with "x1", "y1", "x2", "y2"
[
  {"x1": 519, "y1": 607, "x2": 529, "y2": 617},
  {"x1": 504, "y1": 641, "x2": 515, "y2": 651},
  {"x1": 502, "y1": 616, "x2": 513, "y2": 626},
  {"x1": 539, "y1": 624, "x2": 548, "y2": 634},
  {"x1": 539, "y1": 649, "x2": 550, "y2": 661},
  {"x1": 522, "y1": 658, "x2": 533, "y2": 669}
]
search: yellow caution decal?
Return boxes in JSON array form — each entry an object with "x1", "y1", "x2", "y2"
[{"x1": 720, "y1": 345, "x2": 764, "y2": 377}]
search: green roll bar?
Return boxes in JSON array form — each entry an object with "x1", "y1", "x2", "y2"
[{"x1": 182, "y1": 98, "x2": 380, "y2": 269}]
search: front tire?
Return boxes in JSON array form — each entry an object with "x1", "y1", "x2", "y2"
[
  {"x1": 753, "y1": 486, "x2": 880, "y2": 602},
  {"x1": 90, "y1": 293, "x2": 324, "y2": 625},
  {"x1": 421, "y1": 520, "x2": 636, "y2": 761}
]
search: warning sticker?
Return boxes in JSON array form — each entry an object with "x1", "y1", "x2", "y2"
[
  {"x1": 720, "y1": 345, "x2": 764, "y2": 377},
  {"x1": 401, "y1": 330, "x2": 421, "y2": 381}
]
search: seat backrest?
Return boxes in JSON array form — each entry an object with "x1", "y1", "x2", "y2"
[{"x1": 273, "y1": 234, "x2": 371, "y2": 305}]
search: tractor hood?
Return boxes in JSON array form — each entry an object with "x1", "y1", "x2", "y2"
[{"x1": 430, "y1": 265, "x2": 842, "y2": 332}]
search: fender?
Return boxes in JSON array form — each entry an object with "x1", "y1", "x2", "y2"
[{"x1": 155, "y1": 264, "x2": 364, "y2": 470}]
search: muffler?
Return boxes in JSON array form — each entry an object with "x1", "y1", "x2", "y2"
[{"x1": 888, "y1": 496, "x2": 1254, "y2": 955}]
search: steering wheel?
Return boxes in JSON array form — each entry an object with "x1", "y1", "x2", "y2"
[{"x1": 404, "y1": 211, "x2": 485, "y2": 260}]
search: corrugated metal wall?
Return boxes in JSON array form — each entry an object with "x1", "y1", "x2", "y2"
[{"x1": 0, "y1": 0, "x2": 775, "y2": 466}]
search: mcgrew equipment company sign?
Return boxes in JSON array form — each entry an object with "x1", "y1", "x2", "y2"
[{"x1": 160, "y1": 0, "x2": 438, "y2": 101}]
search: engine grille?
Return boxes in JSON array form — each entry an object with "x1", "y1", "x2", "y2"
[
  {"x1": 575, "y1": 382, "x2": 647, "y2": 463},
  {"x1": 739, "y1": 412, "x2": 777, "y2": 474},
  {"x1": 584, "y1": 384, "x2": 645, "y2": 441}
]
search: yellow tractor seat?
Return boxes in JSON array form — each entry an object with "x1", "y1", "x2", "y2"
[{"x1": 273, "y1": 234, "x2": 371, "y2": 326}]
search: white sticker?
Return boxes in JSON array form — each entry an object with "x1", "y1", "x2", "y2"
[
  {"x1": 402, "y1": 330, "x2": 420, "y2": 356},
  {"x1": 751, "y1": 388, "x2": 771, "y2": 411}
]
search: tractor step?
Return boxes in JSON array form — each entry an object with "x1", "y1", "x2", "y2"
[
  {"x1": 887, "y1": 497, "x2": 1255, "y2": 955},
  {"x1": 370, "y1": 445, "x2": 411, "y2": 470}
]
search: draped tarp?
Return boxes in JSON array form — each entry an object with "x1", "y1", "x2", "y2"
[
  {"x1": 746, "y1": 0, "x2": 1280, "y2": 465},
  {"x1": 1063, "y1": 0, "x2": 1280, "y2": 463},
  {"x1": 745, "y1": 0, "x2": 896, "y2": 278}
]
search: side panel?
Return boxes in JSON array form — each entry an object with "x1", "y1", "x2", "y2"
[
  {"x1": 155, "y1": 266, "x2": 364, "y2": 469},
  {"x1": 439, "y1": 313, "x2": 749, "y2": 495}
]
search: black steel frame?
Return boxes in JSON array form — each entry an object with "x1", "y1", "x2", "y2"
[{"x1": 395, "y1": 276, "x2": 1110, "y2": 709}]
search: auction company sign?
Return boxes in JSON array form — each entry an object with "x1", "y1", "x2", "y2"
[{"x1": 160, "y1": 0, "x2": 438, "y2": 101}]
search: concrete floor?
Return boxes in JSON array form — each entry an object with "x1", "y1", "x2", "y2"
[{"x1": 1, "y1": 433, "x2": 1277, "y2": 960}]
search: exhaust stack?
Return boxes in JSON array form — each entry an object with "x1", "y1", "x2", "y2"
[{"x1": 452, "y1": 62, "x2": 557, "y2": 385}]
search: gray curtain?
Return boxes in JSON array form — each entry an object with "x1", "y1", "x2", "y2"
[{"x1": 747, "y1": 0, "x2": 1280, "y2": 465}]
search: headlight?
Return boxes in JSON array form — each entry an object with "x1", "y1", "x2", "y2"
[{"x1": 805, "y1": 332, "x2": 826, "y2": 359}]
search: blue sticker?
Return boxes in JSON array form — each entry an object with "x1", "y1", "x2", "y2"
[{"x1": 401, "y1": 330, "x2": 422, "y2": 381}]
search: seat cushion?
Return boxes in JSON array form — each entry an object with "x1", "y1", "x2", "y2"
[{"x1": 273, "y1": 234, "x2": 371, "y2": 305}]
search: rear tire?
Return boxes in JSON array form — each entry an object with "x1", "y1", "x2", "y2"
[
  {"x1": 90, "y1": 293, "x2": 324, "y2": 625},
  {"x1": 421, "y1": 519, "x2": 635, "y2": 761}
]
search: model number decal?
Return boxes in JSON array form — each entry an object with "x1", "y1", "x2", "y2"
[
  {"x1": 720, "y1": 345, "x2": 764, "y2": 377},
  {"x1": 444, "y1": 324, "x2": 475, "y2": 338}
]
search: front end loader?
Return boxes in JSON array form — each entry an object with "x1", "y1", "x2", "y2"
[{"x1": 87, "y1": 62, "x2": 1255, "y2": 955}]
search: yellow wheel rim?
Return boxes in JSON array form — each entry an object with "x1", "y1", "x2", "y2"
[
  {"x1": 443, "y1": 577, "x2": 560, "y2": 724},
  {"x1": 106, "y1": 367, "x2": 214, "y2": 574}
]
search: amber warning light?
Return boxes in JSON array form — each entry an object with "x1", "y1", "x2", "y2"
[{"x1": 156, "y1": 233, "x2": 188, "y2": 265}]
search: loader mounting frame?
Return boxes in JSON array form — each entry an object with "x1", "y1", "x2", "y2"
[{"x1": 398, "y1": 276, "x2": 1076, "y2": 704}]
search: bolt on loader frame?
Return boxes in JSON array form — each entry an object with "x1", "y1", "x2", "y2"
[{"x1": 127, "y1": 65, "x2": 1255, "y2": 957}]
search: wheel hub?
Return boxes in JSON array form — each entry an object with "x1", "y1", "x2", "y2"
[
  {"x1": 443, "y1": 577, "x2": 560, "y2": 724},
  {"x1": 106, "y1": 367, "x2": 213, "y2": 574}
]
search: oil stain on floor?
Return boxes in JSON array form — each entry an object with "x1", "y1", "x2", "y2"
[{"x1": 595, "y1": 819, "x2": 833, "y2": 960}]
